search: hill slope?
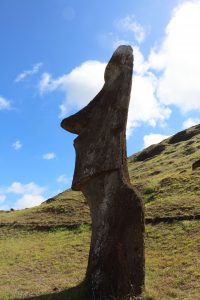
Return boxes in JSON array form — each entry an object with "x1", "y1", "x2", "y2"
[
  {"x1": 0, "y1": 124, "x2": 200, "y2": 228},
  {"x1": 0, "y1": 124, "x2": 200, "y2": 300}
]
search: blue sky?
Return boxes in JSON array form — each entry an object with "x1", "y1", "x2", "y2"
[{"x1": 1, "y1": 0, "x2": 200, "y2": 210}]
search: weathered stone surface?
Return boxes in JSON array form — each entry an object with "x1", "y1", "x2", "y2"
[{"x1": 61, "y1": 45, "x2": 145, "y2": 299}]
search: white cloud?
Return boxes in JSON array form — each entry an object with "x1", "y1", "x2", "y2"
[
  {"x1": 98, "y1": 31, "x2": 132, "y2": 51},
  {"x1": 112, "y1": 38, "x2": 132, "y2": 50},
  {"x1": 57, "y1": 174, "x2": 68, "y2": 184},
  {"x1": 143, "y1": 133, "x2": 169, "y2": 148},
  {"x1": 15, "y1": 62, "x2": 43, "y2": 83},
  {"x1": 0, "y1": 96, "x2": 11, "y2": 110},
  {"x1": 14, "y1": 194, "x2": 45, "y2": 209},
  {"x1": 127, "y1": 73, "x2": 171, "y2": 137},
  {"x1": 43, "y1": 6, "x2": 200, "y2": 140},
  {"x1": 149, "y1": 0, "x2": 200, "y2": 112},
  {"x1": 39, "y1": 72, "x2": 55, "y2": 94},
  {"x1": 115, "y1": 15, "x2": 145, "y2": 44},
  {"x1": 182, "y1": 117, "x2": 200, "y2": 129},
  {"x1": 0, "y1": 195, "x2": 6, "y2": 203},
  {"x1": 57, "y1": 174, "x2": 72, "y2": 185},
  {"x1": 12, "y1": 140, "x2": 22, "y2": 150},
  {"x1": 126, "y1": 47, "x2": 171, "y2": 137},
  {"x1": 39, "y1": 61, "x2": 106, "y2": 117},
  {"x1": 133, "y1": 46, "x2": 149, "y2": 75},
  {"x1": 42, "y1": 152, "x2": 56, "y2": 160},
  {"x1": 39, "y1": 47, "x2": 171, "y2": 137},
  {"x1": 0, "y1": 181, "x2": 47, "y2": 210},
  {"x1": 7, "y1": 181, "x2": 46, "y2": 195}
]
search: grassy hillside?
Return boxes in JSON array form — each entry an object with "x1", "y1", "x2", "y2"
[
  {"x1": 1, "y1": 124, "x2": 200, "y2": 227},
  {"x1": 0, "y1": 190, "x2": 89, "y2": 229},
  {"x1": 0, "y1": 124, "x2": 200, "y2": 299},
  {"x1": 0, "y1": 222, "x2": 199, "y2": 300},
  {"x1": 129, "y1": 124, "x2": 200, "y2": 220}
]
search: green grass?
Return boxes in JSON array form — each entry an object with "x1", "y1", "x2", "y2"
[
  {"x1": 0, "y1": 124, "x2": 200, "y2": 299},
  {"x1": 145, "y1": 221, "x2": 200, "y2": 299},
  {"x1": 0, "y1": 225, "x2": 90, "y2": 300},
  {"x1": 128, "y1": 127, "x2": 200, "y2": 219},
  {"x1": 0, "y1": 222, "x2": 199, "y2": 299}
]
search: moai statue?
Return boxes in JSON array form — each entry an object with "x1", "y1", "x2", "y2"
[{"x1": 61, "y1": 45, "x2": 145, "y2": 300}]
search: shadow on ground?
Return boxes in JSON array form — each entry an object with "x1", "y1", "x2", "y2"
[{"x1": 16, "y1": 282, "x2": 89, "y2": 300}]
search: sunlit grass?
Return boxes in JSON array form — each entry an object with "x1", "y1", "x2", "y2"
[
  {"x1": 0, "y1": 125, "x2": 200, "y2": 299},
  {"x1": 0, "y1": 221, "x2": 199, "y2": 299}
]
